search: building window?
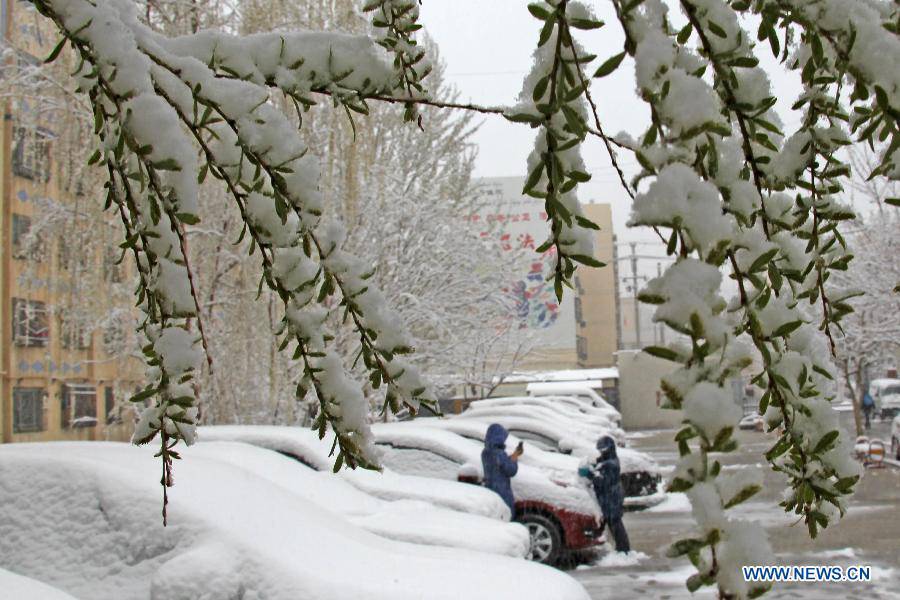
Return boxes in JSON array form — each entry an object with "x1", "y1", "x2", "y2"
[
  {"x1": 576, "y1": 335, "x2": 588, "y2": 362},
  {"x1": 104, "y1": 387, "x2": 121, "y2": 424},
  {"x1": 60, "y1": 311, "x2": 91, "y2": 350},
  {"x1": 103, "y1": 247, "x2": 123, "y2": 283},
  {"x1": 61, "y1": 384, "x2": 97, "y2": 428},
  {"x1": 102, "y1": 317, "x2": 128, "y2": 355},
  {"x1": 12, "y1": 298, "x2": 49, "y2": 347},
  {"x1": 12, "y1": 214, "x2": 44, "y2": 261},
  {"x1": 12, "y1": 126, "x2": 52, "y2": 182},
  {"x1": 13, "y1": 387, "x2": 44, "y2": 433},
  {"x1": 574, "y1": 296, "x2": 586, "y2": 327}
]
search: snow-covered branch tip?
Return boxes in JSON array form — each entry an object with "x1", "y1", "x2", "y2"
[{"x1": 604, "y1": 0, "x2": 898, "y2": 597}]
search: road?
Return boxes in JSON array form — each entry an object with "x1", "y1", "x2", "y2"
[{"x1": 572, "y1": 411, "x2": 900, "y2": 599}]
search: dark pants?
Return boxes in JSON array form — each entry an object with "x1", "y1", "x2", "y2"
[
  {"x1": 864, "y1": 407, "x2": 872, "y2": 430},
  {"x1": 606, "y1": 517, "x2": 630, "y2": 553}
]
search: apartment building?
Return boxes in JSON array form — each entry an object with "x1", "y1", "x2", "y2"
[{"x1": 1, "y1": 0, "x2": 142, "y2": 443}]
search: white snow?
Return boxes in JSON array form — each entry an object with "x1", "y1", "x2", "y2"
[
  {"x1": 194, "y1": 441, "x2": 530, "y2": 558},
  {"x1": 594, "y1": 550, "x2": 650, "y2": 568},
  {"x1": 646, "y1": 492, "x2": 692, "y2": 513},
  {"x1": 0, "y1": 568, "x2": 79, "y2": 600},
  {"x1": 197, "y1": 425, "x2": 512, "y2": 520},
  {"x1": 0, "y1": 442, "x2": 589, "y2": 600}
]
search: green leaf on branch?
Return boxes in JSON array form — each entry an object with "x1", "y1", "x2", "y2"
[
  {"x1": 44, "y1": 37, "x2": 67, "y2": 63},
  {"x1": 772, "y1": 320, "x2": 802, "y2": 338},
  {"x1": 593, "y1": 52, "x2": 626, "y2": 78},
  {"x1": 527, "y1": 3, "x2": 551, "y2": 19},
  {"x1": 151, "y1": 158, "x2": 182, "y2": 171},
  {"x1": 643, "y1": 345, "x2": 681, "y2": 362},
  {"x1": 570, "y1": 254, "x2": 605, "y2": 268},
  {"x1": 724, "y1": 484, "x2": 761, "y2": 508},
  {"x1": 667, "y1": 537, "x2": 706, "y2": 558},
  {"x1": 812, "y1": 430, "x2": 839, "y2": 455},
  {"x1": 569, "y1": 18, "x2": 604, "y2": 30},
  {"x1": 575, "y1": 215, "x2": 600, "y2": 230}
]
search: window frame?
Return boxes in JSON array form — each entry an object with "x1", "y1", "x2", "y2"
[
  {"x1": 12, "y1": 297, "x2": 49, "y2": 347},
  {"x1": 61, "y1": 383, "x2": 97, "y2": 429},
  {"x1": 12, "y1": 387, "x2": 44, "y2": 433},
  {"x1": 11, "y1": 125, "x2": 53, "y2": 182}
]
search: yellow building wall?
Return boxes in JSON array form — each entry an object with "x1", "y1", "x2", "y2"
[
  {"x1": 575, "y1": 203, "x2": 618, "y2": 368},
  {"x1": 1, "y1": 0, "x2": 141, "y2": 444}
]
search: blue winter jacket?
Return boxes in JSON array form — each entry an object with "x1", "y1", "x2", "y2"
[
  {"x1": 482, "y1": 424, "x2": 518, "y2": 514},
  {"x1": 583, "y1": 436, "x2": 625, "y2": 521}
]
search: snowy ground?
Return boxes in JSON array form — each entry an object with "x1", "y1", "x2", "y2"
[{"x1": 573, "y1": 414, "x2": 900, "y2": 599}]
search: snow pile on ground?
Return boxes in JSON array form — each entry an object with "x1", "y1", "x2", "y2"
[
  {"x1": 646, "y1": 493, "x2": 692, "y2": 513},
  {"x1": 0, "y1": 442, "x2": 589, "y2": 600},
  {"x1": 594, "y1": 550, "x2": 650, "y2": 568},
  {"x1": 0, "y1": 568, "x2": 79, "y2": 600}
]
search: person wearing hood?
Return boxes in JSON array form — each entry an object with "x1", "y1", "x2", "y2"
[
  {"x1": 579, "y1": 435, "x2": 630, "y2": 553},
  {"x1": 481, "y1": 423, "x2": 523, "y2": 517}
]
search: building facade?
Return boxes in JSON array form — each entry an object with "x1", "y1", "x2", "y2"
[
  {"x1": 1, "y1": 0, "x2": 142, "y2": 444},
  {"x1": 472, "y1": 177, "x2": 619, "y2": 371},
  {"x1": 574, "y1": 203, "x2": 619, "y2": 368}
]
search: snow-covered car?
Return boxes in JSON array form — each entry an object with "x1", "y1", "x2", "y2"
[
  {"x1": 526, "y1": 381, "x2": 620, "y2": 415},
  {"x1": 471, "y1": 395, "x2": 621, "y2": 432},
  {"x1": 460, "y1": 401, "x2": 625, "y2": 446},
  {"x1": 454, "y1": 411, "x2": 662, "y2": 504},
  {"x1": 418, "y1": 417, "x2": 663, "y2": 510},
  {"x1": 891, "y1": 415, "x2": 900, "y2": 460},
  {"x1": 0, "y1": 442, "x2": 590, "y2": 600},
  {"x1": 738, "y1": 413, "x2": 765, "y2": 431},
  {"x1": 198, "y1": 425, "x2": 510, "y2": 520},
  {"x1": 371, "y1": 422, "x2": 605, "y2": 565},
  {"x1": 202, "y1": 440, "x2": 530, "y2": 557},
  {"x1": 871, "y1": 378, "x2": 900, "y2": 420}
]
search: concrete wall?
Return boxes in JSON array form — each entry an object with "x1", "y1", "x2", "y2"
[{"x1": 617, "y1": 350, "x2": 683, "y2": 430}]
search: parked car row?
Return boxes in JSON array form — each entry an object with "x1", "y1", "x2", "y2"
[{"x1": 0, "y1": 441, "x2": 587, "y2": 600}]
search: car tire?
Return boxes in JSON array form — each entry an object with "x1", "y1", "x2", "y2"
[{"x1": 518, "y1": 513, "x2": 562, "y2": 565}]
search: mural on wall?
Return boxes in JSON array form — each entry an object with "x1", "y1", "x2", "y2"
[
  {"x1": 509, "y1": 259, "x2": 560, "y2": 330},
  {"x1": 471, "y1": 177, "x2": 574, "y2": 348}
]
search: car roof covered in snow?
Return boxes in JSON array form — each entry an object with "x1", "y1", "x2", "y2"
[
  {"x1": 472, "y1": 395, "x2": 620, "y2": 423},
  {"x1": 372, "y1": 423, "x2": 600, "y2": 517},
  {"x1": 452, "y1": 413, "x2": 656, "y2": 474},
  {"x1": 499, "y1": 368, "x2": 619, "y2": 384},
  {"x1": 197, "y1": 425, "x2": 510, "y2": 520},
  {"x1": 0, "y1": 442, "x2": 589, "y2": 600}
]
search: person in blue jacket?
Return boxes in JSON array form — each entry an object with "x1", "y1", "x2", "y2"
[
  {"x1": 579, "y1": 435, "x2": 630, "y2": 553},
  {"x1": 482, "y1": 423, "x2": 522, "y2": 517},
  {"x1": 862, "y1": 390, "x2": 875, "y2": 430}
]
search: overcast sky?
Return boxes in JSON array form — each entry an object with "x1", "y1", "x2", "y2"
[{"x1": 418, "y1": 0, "x2": 804, "y2": 266}]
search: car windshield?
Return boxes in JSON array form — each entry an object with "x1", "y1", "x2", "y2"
[{"x1": 882, "y1": 385, "x2": 900, "y2": 396}]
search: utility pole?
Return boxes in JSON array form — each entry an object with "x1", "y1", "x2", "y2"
[
  {"x1": 630, "y1": 243, "x2": 640, "y2": 348},
  {"x1": 657, "y1": 261, "x2": 665, "y2": 346},
  {"x1": 614, "y1": 242, "x2": 675, "y2": 350},
  {"x1": 616, "y1": 243, "x2": 645, "y2": 349}
]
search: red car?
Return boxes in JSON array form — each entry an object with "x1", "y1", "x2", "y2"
[{"x1": 373, "y1": 423, "x2": 604, "y2": 564}]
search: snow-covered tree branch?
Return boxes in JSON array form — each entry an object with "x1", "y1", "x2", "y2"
[{"x1": 22, "y1": 0, "x2": 900, "y2": 596}]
